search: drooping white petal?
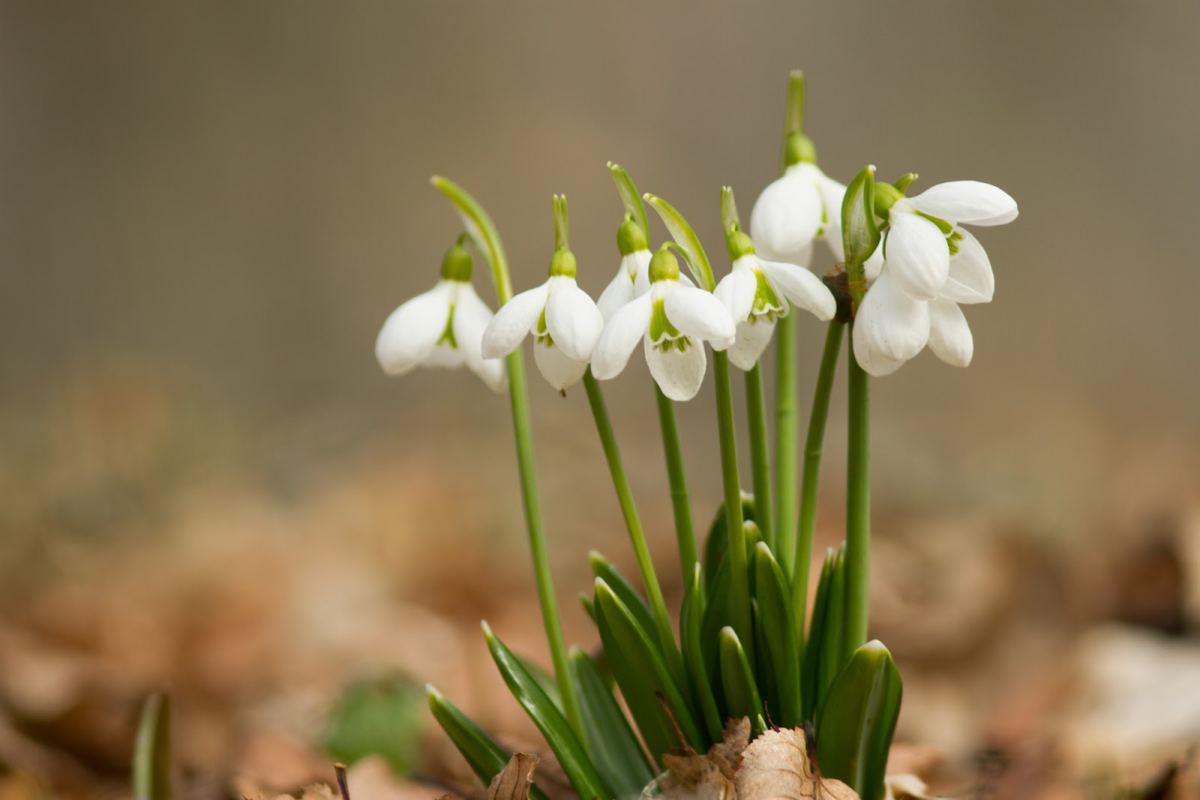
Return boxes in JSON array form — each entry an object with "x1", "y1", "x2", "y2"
[
  {"x1": 591, "y1": 292, "x2": 653, "y2": 380},
  {"x1": 534, "y1": 340, "x2": 588, "y2": 390},
  {"x1": 817, "y1": 174, "x2": 847, "y2": 261},
  {"x1": 714, "y1": 264, "x2": 758, "y2": 322},
  {"x1": 750, "y1": 164, "x2": 824, "y2": 262},
  {"x1": 864, "y1": 239, "x2": 885, "y2": 282},
  {"x1": 853, "y1": 270, "x2": 930, "y2": 364},
  {"x1": 663, "y1": 285, "x2": 736, "y2": 349},
  {"x1": 759, "y1": 259, "x2": 836, "y2": 321},
  {"x1": 644, "y1": 337, "x2": 707, "y2": 401},
  {"x1": 727, "y1": 319, "x2": 776, "y2": 371},
  {"x1": 852, "y1": 338, "x2": 906, "y2": 377},
  {"x1": 544, "y1": 277, "x2": 603, "y2": 361},
  {"x1": 631, "y1": 249, "x2": 653, "y2": 296},
  {"x1": 910, "y1": 180, "x2": 1018, "y2": 226},
  {"x1": 481, "y1": 282, "x2": 549, "y2": 359},
  {"x1": 940, "y1": 228, "x2": 994, "y2": 305},
  {"x1": 452, "y1": 282, "x2": 506, "y2": 392},
  {"x1": 927, "y1": 298, "x2": 974, "y2": 367},
  {"x1": 375, "y1": 281, "x2": 453, "y2": 376},
  {"x1": 887, "y1": 208, "x2": 950, "y2": 300},
  {"x1": 596, "y1": 270, "x2": 637, "y2": 322}
]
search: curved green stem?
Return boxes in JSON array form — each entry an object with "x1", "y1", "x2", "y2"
[
  {"x1": 843, "y1": 331, "x2": 870, "y2": 660},
  {"x1": 791, "y1": 320, "x2": 844, "y2": 641},
  {"x1": 745, "y1": 363, "x2": 773, "y2": 548},
  {"x1": 654, "y1": 386, "x2": 697, "y2": 587},
  {"x1": 583, "y1": 370, "x2": 683, "y2": 678},
  {"x1": 431, "y1": 176, "x2": 582, "y2": 737}
]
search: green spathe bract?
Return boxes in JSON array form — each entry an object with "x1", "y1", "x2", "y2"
[{"x1": 132, "y1": 693, "x2": 171, "y2": 800}]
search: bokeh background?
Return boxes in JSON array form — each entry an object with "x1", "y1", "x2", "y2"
[{"x1": 1, "y1": 2, "x2": 1198, "y2": 798}]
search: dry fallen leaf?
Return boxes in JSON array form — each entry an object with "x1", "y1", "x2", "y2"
[
  {"x1": 735, "y1": 728, "x2": 858, "y2": 800},
  {"x1": 657, "y1": 718, "x2": 751, "y2": 800},
  {"x1": 486, "y1": 753, "x2": 540, "y2": 800},
  {"x1": 884, "y1": 773, "x2": 929, "y2": 800}
]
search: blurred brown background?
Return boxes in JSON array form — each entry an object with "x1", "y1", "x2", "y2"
[{"x1": 1, "y1": 2, "x2": 1199, "y2": 798}]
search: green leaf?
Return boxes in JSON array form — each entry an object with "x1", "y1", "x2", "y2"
[
  {"x1": 701, "y1": 519, "x2": 762, "y2": 720},
  {"x1": 681, "y1": 563, "x2": 723, "y2": 743},
  {"x1": 815, "y1": 641, "x2": 903, "y2": 800},
  {"x1": 589, "y1": 552, "x2": 657, "y2": 652},
  {"x1": 324, "y1": 674, "x2": 425, "y2": 774},
  {"x1": 593, "y1": 578, "x2": 705, "y2": 761},
  {"x1": 644, "y1": 193, "x2": 716, "y2": 290},
  {"x1": 703, "y1": 492, "x2": 757, "y2": 594},
  {"x1": 718, "y1": 627, "x2": 764, "y2": 734},
  {"x1": 132, "y1": 692, "x2": 170, "y2": 800},
  {"x1": 568, "y1": 647, "x2": 654, "y2": 799},
  {"x1": 607, "y1": 162, "x2": 649, "y2": 240},
  {"x1": 482, "y1": 623, "x2": 612, "y2": 800},
  {"x1": 427, "y1": 685, "x2": 552, "y2": 800},
  {"x1": 752, "y1": 543, "x2": 802, "y2": 728},
  {"x1": 841, "y1": 165, "x2": 880, "y2": 281},
  {"x1": 801, "y1": 546, "x2": 847, "y2": 721},
  {"x1": 431, "y1": 176, "x2": 513, "y2": 304}
]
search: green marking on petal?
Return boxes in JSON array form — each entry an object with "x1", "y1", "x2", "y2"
[
  {"x1": 648, "y1": 298, "x2": 690, "y2": 352},
  {"x1": 535, "y1": 307, "x2": 554, "y2": 347},
  {"x1": 915, "y1": 210, "x2": 954, "y2": 236},
  {"x1": 752, "y1": 270, "x2": 787, "y2": 321},
  {"x1": 437, "y1": 305, "x2": 458, "y2": 349}
]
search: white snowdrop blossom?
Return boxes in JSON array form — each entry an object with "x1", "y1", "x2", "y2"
[
  {"x1": 596, "y1": 216, "x2": 653, "y2": 321},
  {"x1": 853, "y1": 180, "x2": 1017, "y2": 377},
  {"x1": 750, "y1": 161, "x2": 847, "y2": 264},
  {"x1": 376, "y1": 240, "x2": 506, "y2": 392},
  {"x1": 592, "y1": 247, "x2": 736, "y2": 401},
  {"x1": 714, "y1": 230, "x2": 837, "y2": 370},
  {"x1": 481, "y1": 248, "x2": 604, "y2": 391}
]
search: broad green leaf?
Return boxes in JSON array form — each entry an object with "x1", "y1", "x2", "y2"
[
  {"x1": 427, "y1": 685, "x2": 552, "y2": 800},
  {"x1": 801, "y1": 546, "x2": 847, "y2": 721},
  {"x1": 703, "y1": 493, "x2": 757, "y2": 599},
  {"x1": 132, "y1": 693, "x2": 170, "y2": 800},
  {"x1": 324, "y1": 674, "x2": 424, "y2": 774},
  {"x1": 644, "y1": 193, "x2": 716, "y2": 290},
  {"x1": 681, "y1": 563, "x2": 722, "y2": 743},
  {"x1": 841, "y1": 165, "x2": 880, "y2": 281},
  {"x1": 718, "y1": 627, "x2": 764, "y2": 734},
  {"x1": 483, "y1": 623, "x2": 612, "y2": 800},
  {"x1": 701, "y1": 520, "x2": 762, "y2": 719},
  {"x1": 607, "y1": 162, "x2": 649, "y2": 239},
  {"x1": 594, "y1": 578, "x2": 705, "y2": 761},
  {"x1": 752, "y1": 543, "x2": 802, "y2": 728},
  {"x1": 568, "y1": 647, "x2": 654, "y2": 799},
  {"x1": 815, "y1": 641, "x2": 903, "y2": 800}
]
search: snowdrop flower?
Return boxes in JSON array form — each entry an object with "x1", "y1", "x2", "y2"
[
  {"x1": 481, "y1": 247, "x2": 604, "y2": 391},
  {"x1": 714, "y1": 228, "x2": 837, "y2": 370},
  {"x1": 596, "y1": 215, "x2": 653, "y2": 321},
  {"x1": 592, "y1": 246, "x2": 736, "y2": 401},
  {"x1": 376, "y1": 238, "x2": 506, "y2": 392},
  {"x1": 852, "y1": 180, "x2": 1016, "y2": 377},
  {"x1": 750, "y1": 155, "x2": 846, "y2": 264}
]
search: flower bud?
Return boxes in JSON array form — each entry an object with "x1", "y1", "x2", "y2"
[
  {"x1": 616, "y1": 215, "x2": 648, "y2": 256},
  {"x1": 783, "y1": 131, "x2": 817, "y2": 167},
  {"x1": 547, "y1": 247, "x2": 577, "y2": 278},
  {"x1": 648, "y1": 246, "x2": 681, "y2": 283}
]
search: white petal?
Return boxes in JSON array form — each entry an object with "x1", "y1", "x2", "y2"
[
  {"x1": 534, "y1": 341, "x2": 588, "y2": 390},
  {"x1": 910, "y1": 180, "x2": 1018, "y2": 226},
  {"x1": 851, "y1": 333, "x2": 907, "y2": 377},
  {"x1": 941, "y1": 228, "x2": 994, "y2": 304},
  {"x1": 664, "y1": 285, "x2": 736, "y2": 348},
  {"x1": 591, "y1": 292, "x2": 653, "y2": 380},
  {"x1": 864, "y1": 239, "x2": 885, "y2": 282},
  {"x1": 631, "y1": 250, "x2": 653, "y2": 296},
  {"x1": 750, "y1": 164, "x2": 824, "y2": 262},
  {"x1": 453, "y1": 282, "x2": 507, "y2": 392},
  {"x1": 714, "y1": 265, "x2": 758, "y2": 322},
  {"x1": 928, "y1": 298, "x2": 974, "y2": 367},
  {"x1": 375, "y1": 281, "x2": 453, "y2": 376},
  {"x1": 887, "y1": 210, "x2": 950, "y2": 300},
  {"x1": 817, "y1": 174, "x2": 847, "y2": 261},
  {"x1": 645, "y1": 337, "x2": 707, "y2": 401},
  {"x1": 853, "y1": 270, "x2": 930, "y2": 363},
  {"x1": 596, "y1": 269, "x2": 637, "y2": 322},
  {"x1": 727, "y1": 319, "x2": 776, "y2": 371},
  {"x1": 759, "y1": 259, "x2": 836, "y2": 321},
  {"x1": 481, "y1": 282, "x2": 549, "y2": 359},
  {"x1": 545, "y1": 278, "x2": 603, "y2": 361}
]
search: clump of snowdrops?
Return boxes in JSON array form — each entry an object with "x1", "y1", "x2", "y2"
[{"x1": 375, "y1": 72, "x2": 1017, "y2": 800}]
